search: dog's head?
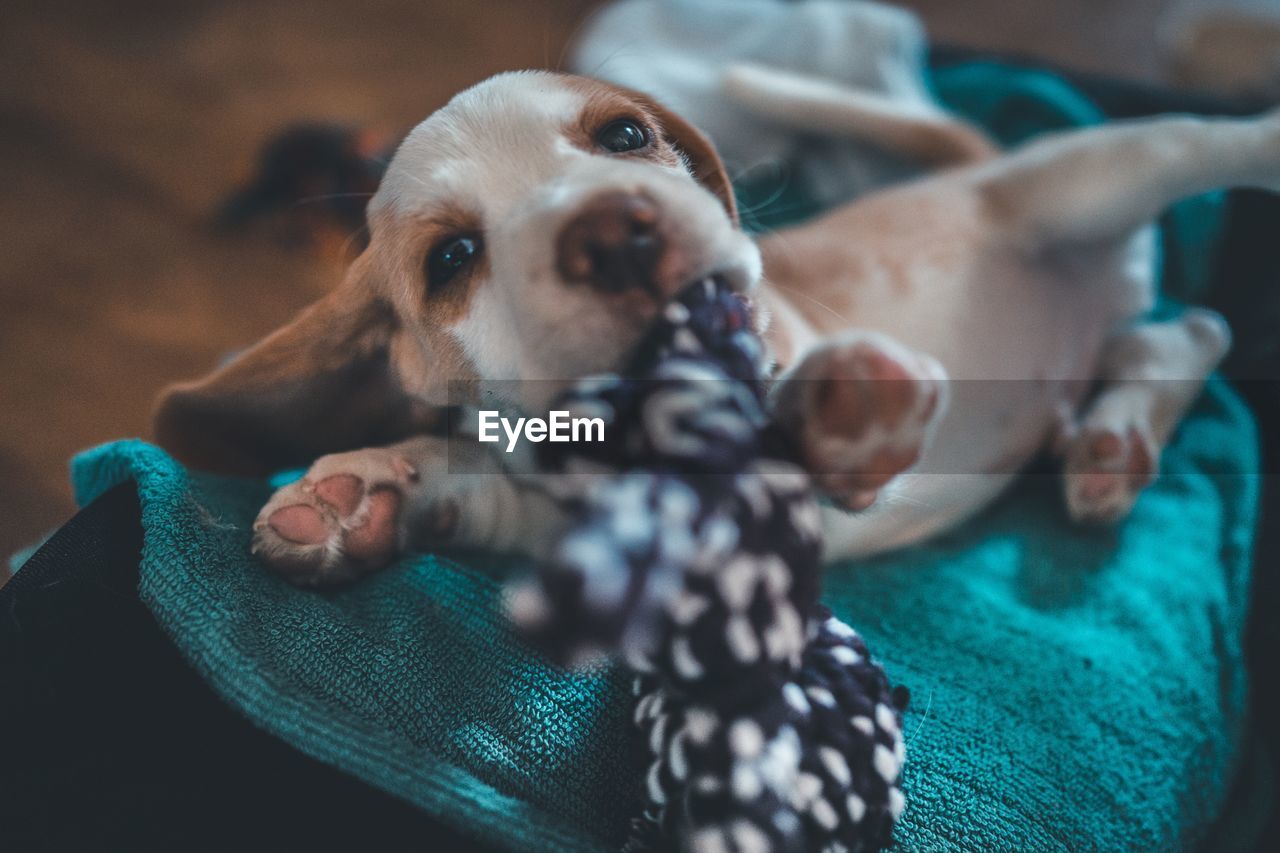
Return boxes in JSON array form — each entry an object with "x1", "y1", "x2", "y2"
[{"x1": 155, "y1": 71, "x2": 760, "y2": 473}]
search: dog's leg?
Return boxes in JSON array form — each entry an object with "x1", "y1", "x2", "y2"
[
  {"x1": 251, "y1": 436, "x2": 562, "y2": 586},
  {"x1": 1061, "y1": 308, "x2": 1231, "y2": 523},
  {"x1": 771, "y1": 331, "x2": 947, "y2": 509},
  {"x1": 721, "y1": 62, "x2": 998, "y2": 167},
  {"x1": 981, "y1": 109, "x2": 1280, "y2": 244}
]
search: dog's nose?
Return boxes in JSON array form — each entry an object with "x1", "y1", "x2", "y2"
[{"x1": 556, "y1": 192, "x2": 665, "y2": 293}]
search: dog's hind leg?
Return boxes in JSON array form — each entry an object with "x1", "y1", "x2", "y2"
[
  {"x1": 722, "y1": 63, "x2": 998, "y2": 167},
  {"x1": 1060, "y1": 309, "x2": 1231, "y2": 523},
  {"x1": 979, "y1": 109, "x2": 1280, "y2": 246}
]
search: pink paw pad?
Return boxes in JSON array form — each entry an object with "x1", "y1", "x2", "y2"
[
  {"x1": 799, "y1": 340, "x2": 944, "y2": 510},
  {"x1": 1087, "y1": 426, "x2": 1154, "y2": 481},
  {"x1": 811, "y1": 346, "x2": 936, "y2": 439},
  {"x1": 254, "y1": 453, "x2": 414, "y2": 584},
  {"x1": 314, "y1": 473, "x2": 364, "y2": 515},
  {"x1": 268, "y1": 504, "x2": 329, "y2": 545},
  {"x1": 343, "y1": 488, "x2": 402, "y2": 561},
  {"x1": 1067, "y1": 425, "x2": 1157, "y2": 523}
]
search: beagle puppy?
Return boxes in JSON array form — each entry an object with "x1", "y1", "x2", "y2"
[{"x1": 155, "y1": 70, "x2": 1276, "y2": 585}]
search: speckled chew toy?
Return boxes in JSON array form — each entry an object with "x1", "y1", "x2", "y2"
[{"x1": 507, "y1": 278, "x2": 907, "y2": 852}]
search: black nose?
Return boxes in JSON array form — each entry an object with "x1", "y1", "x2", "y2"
[{"x1": 556, "y1": 192, "x2": 666, "y2": 293}]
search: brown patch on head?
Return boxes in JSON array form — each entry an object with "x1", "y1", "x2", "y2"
[
  {"x1": 564, "y1": 82, "x2": 682, "y2": 168},
  {"x1": 560, "y1": 75, "x2": 738, "y2": 225},
  {"x1": 390, "y1": 314, "x2": 479, "y2": 405},
  {"x1": 416, "y1": 203, "x2": 486, "y2": 325},
  {"x1": 424, "y1": 243, "x2": 488, "y2": 326},
  {"x1": 369, "y1": 201, "x2": 486, "y2": 328}
]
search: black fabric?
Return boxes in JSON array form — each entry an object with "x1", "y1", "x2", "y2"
[{"x1": 0, "y1": 482, "x2": 494, "y2": 852}]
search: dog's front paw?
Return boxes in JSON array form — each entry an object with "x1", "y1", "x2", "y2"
[
  {"x1": 778, "y1": 333, "x2": 947, "y2": 510},
  {"x1": 252, "y1": 448, "x2": 418, "y2": 585},
  {"x1": 1063, "y1": 424, "x2": 1157, "y2": 524}
]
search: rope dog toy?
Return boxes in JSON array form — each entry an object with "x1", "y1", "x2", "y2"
[{"x1": 506, "y1": 278, "x2": 907, "y2": 852}]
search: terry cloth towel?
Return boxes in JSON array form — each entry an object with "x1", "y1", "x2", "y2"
[{"x1": 68, "y1": 64, "x2": 1257, "y2": 851}]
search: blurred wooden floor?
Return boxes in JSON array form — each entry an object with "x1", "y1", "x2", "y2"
[{"x1": 0, "y1": 0, "x2": 1180, "y2": 558}]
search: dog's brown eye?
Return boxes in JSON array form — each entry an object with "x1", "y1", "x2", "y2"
[
  {"x1": 596, "y1": 119, "x2": 651, "y2": 153},
  {"x1": 425, "y1": 234, "x2": 482, "y2": 288}
]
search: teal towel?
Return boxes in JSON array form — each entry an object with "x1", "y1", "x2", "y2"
[{"x1": 67, "y1": 64, "x2": 1258, "y2": 850}]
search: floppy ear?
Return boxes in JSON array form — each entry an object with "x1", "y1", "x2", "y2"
[
  {"x1": 644, "y1": 98, "x2": 740, "y2": 227},
  {"x1": 153, "y1": 268, "x2": 434, "y2": 475}
]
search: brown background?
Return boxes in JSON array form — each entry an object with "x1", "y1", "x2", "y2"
[{"x1": 0, "y1": 0, "x2": 1193, "y2": 558}]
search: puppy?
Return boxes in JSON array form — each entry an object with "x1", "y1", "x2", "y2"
[{"x1": 154, "y1": 70, "x2": 1275, "y2": 584}]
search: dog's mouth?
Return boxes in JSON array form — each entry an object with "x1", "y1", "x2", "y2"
[
  {"x1": 644, "y1": 263, "x2": 754, "y2": 311},
  {"x1": 595, "y1": 272, "x2": 764, "y2": 386},
  {"x1": 708, "y1": 262, "x2": 755, "y2": 295}
]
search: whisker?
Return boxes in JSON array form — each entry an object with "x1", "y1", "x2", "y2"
[
  {"x1": 360, "y1": 148, "x2": 441, "y2": 194},
  {"x1": 583, "y1": 40, "x2": 647, "y2": 79},
  {"x1": 744, "y1": 208, "x2": 824, "y2": 306},
  {"x1": 877, "y1": 489, "x2": 933, "y2": 510},
  {"x1": 744, "y1": 199, "x2": 827, "y2": 225},
  {"x1": 542, "y1": 14, "x2": 552, "y2": 69},
  {"x1": 288, "y1": 192, "x2": 376, "y2": 208},
  {"x1": 906, "y1": 687, "x2": 933, "y2": 746},
  {"x1": 736, "y1": 179, "x2": 792, "y2": 220},
  {"x1": 338, "y1": 223, "x2": 370, "y2": 260},
  {"x1": 387, "y1": 165, "x2": 432, "y2": 193},
  {"x1": 730, "y1": 155, "x2": 790, "y2": 186},
  {"x1": 555, "y1": 3, "x2": 599, "y2": 71},
  {"x1": 764, "y1": 280, "x2": 852, "y2": 326}
]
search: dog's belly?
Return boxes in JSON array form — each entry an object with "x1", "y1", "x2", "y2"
[{"x1": 761, "y1": 196, "x2": 1157, "y2": 557}]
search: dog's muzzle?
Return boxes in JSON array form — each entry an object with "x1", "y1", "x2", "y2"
[{"x1": 556, "y1": 191, "x2": 667, "y2": 295}]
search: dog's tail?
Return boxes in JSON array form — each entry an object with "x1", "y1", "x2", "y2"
[{"x1": 722, "y1": 62, "x2": 999, "y2": 169}]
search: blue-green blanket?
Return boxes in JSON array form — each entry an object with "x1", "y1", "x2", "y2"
[{"x1": 68, "y1": 65, "x2": 1258, "y2": 850}]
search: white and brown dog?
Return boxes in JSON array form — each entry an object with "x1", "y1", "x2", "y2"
[{"x1": 154, "y1": 70, "x2": 1278, "y2": 585}]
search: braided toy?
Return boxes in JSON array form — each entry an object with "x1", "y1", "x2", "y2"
[{"x1": 506, "y1": 278, "x2": 907, "y2": 852}]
